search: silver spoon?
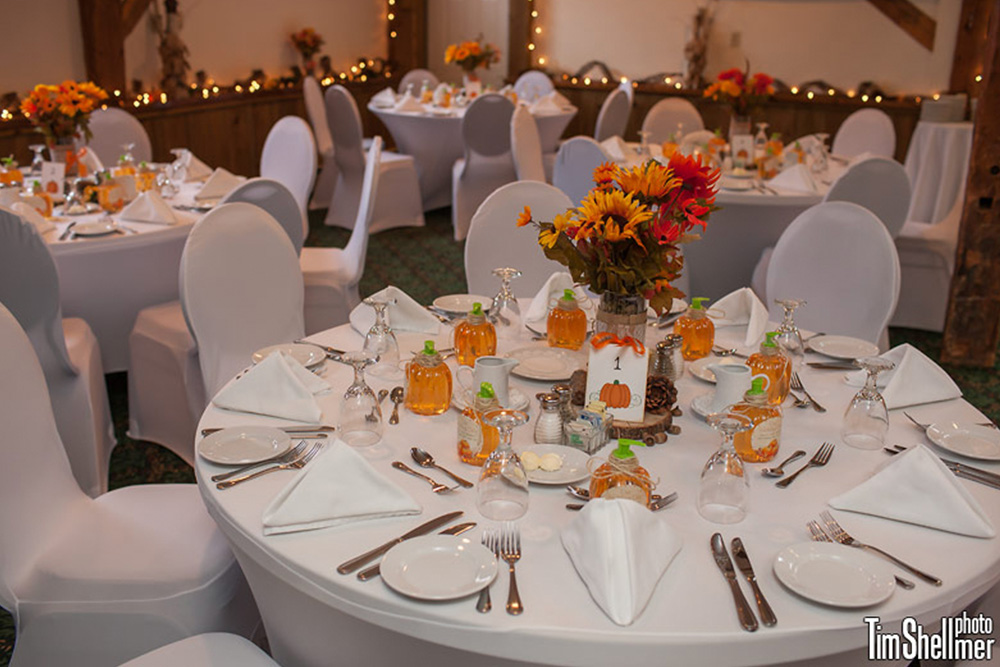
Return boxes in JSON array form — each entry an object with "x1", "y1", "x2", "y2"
[
  {"x1": 761, "y1": 450, "x2": 806, "y2": 478},
  {"x1": 389, "y1": 386, "x2": 404, "y2": 425},
  {"x1": 411, "y1": 447, "x2": 474, "y2": 488},
  {"x1": 377, "y1": 388, "x2": 389, "y2": 406}
]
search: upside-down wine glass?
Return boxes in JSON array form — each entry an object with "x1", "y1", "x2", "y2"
[
  {"x1": 363, "y1": 296, "x2": 402, "y2": 380},
  {"x1": 29, "y1": 144, "x2": 46, "y2": 174},
  {"x1": 637, "y1": 130, "x2": 652, "y2": 158},
  {"x1": 810, "y1": 133, "x2": 830, "y2": 175},
  {"x1": 339, "y1": 350, "x2": 383, "y2": 447},
  {"x1": 773, "y1": 298, "x2": 806, "y2": 372},
  {"x1": 698, "y1": 412, "x2": 753, "y2": 524},
  {"x1": 477, "y1": 409, "x2": 530, "y2": 520},
  {"x1": 490, "y1": 267, "x2": 522, "y2": 342},
  {"x1": 841, "y1": 356, "x2": 895, "y2": 450}
]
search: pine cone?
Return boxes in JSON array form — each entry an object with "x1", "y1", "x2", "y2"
[
  {"x1": 569, "y1": 370, "x2": 588, "y2": 405},
  {"x1": 645, "y1": 375, "x2": 677, "y2": 414}
]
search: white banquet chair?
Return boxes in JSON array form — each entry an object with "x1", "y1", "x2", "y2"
[
  {"x1": 0, "y1": 207, "x2": 114, "y2": 498},
  {"x1": 765, "y1": 201, "x2": 900, "y2": 347},
  {"x1": 223, "y1": 178, "x2": 306, "y2": 254},
  {"x1": 323, "y1": 85, "x2": 423, "y2": 233},
  {"x1": 594, "y1": 87, "x2": 631, "y2": 142},
  {"x1": 81, "y1": 107, "x2": 153, "y2": 165},
  {"x1": 397, "y1": 68, "x2": 439, "y2": 95},
  {"x1": 451, "y1": 93, "x2": 517, "y2": 241},
  {"x1": 302, "y1": 77, "x2": 338, "y2": 211},
  {"x1": 553, "y1": 136, "x2": 609, "y2": 206},
  {"x1": 0, "y1": 302, "x2": 258, "y2": 667},
  {"x1": 465, "y1": 180, "x2": 573, "y2": 297},
  {"x1": 640, "y1": 98, "x2": 704, "y2": 144},
  {"x1": 513, "y1": 70, "x2": 555, "y2": 103},
  {"x1": 260, "y1": 115, "x2": 317, "y2": 221},
  {"x1": 510, "y1": 104, "x2": 545, "y2": 182},
  {"x1": 118, "y1": 633, "x2": 279, "y2": 667},
  {"x1": 831, "y1": 108, "x2": 896, "y2": 159}
]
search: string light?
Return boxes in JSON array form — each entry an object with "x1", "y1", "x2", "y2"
[
  {"x1": 975, "y1": 74, "x2": 982, "y2": 82},
  {"x1": 790, "y1": 86, "x2": 799, "y2": 94},
  {"x1": 806, "y1": 91, "x2": 814, "y2": 99},
  {"x1": 527, "y1": 0, "x2": 546, "y2": 68}
]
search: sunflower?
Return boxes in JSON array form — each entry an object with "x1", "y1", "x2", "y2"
[
  {"x1": 614, "y1": 161, "x2": 680, "y2": 202},
  {"x1": 454, "y1": 46, "x2": 470, "y2": 62},
  {"x1": 592, "y1": 162, "x2": 618, "y2": 191},
  {"x1": 444, "y1": 44, "x2": 457, "y2": 63},
  {"x1": 576, "y1": 189, "x2": 652, "y2": 246}
]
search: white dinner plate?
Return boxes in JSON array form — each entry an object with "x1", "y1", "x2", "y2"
[
  {"x1": 72, "y1": 220, "x2": 120, "y2": 236},
  {"x1": 432, "y1": 294, "x2": 492, "y2": 315},
  {"x1": 507, "y1": 346, "x2": 583, "y2": 381},
  {"x1": 773, "y1": 542, "x2": 895, "y2": 608},
  {"x1": 197, "y1": 426, "x2": 292, "y2": 465},
  {"x1": 808, "y1": 335, "x2": 880, "y2": 360},
  {"x1": 380, "y1": 536, "x2": 497, "y2": 601},
  {"x1": 926, "y1": 422, "x2": 1000, "y2": 461},
  {"x1": 252, "y1": 343, "x2": 325, "y2": 369},
  {"x1": 688, "y1": 356, "x2": 746, "y2": 383},
  {"x1": 719, "y1": 176, "x2": 756, "y2": 191},
  {"x1": 513, "y1": 444, "x2": 591, "y2": 485}
]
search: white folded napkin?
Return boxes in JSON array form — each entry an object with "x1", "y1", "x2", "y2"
[
  {"x1": 120, "y1": 191, "x2": 178, "y2": 225},
  {"x1": 349, "y1": 285, "x2": 441, "y2": 335},
  {"x1": 179, "y1": 149, "x2": 213, "y2": 182},
  {"x1": 529, "y1": 95, "x2": 563, "y2": 115},
  {"x1": 523, "y1": 272, "x2": 589, "y2": 330},
  {"x1": 768, "y1": 163, "x2": 818, "y2": 193},
  {"x1": 393, "y1": 93, "x2": 425, "y2": 113},
  {"x1": 195, "y1": 167, "x2": 245, "y2": 201},
  {"x1": 600, "y1": 136, "x2": 629, "y2": 161},
  {"x1": 845, "y1": 343, "x2": 961, "y2": 409},
  {"x1": 11, "y1": 201, "x2": 55, "y2": 234},
  {"x1": 709, "y1": 287, "x2": 769, "y2": 347},
  {"x1": 212, "y1": 351, "x2": 329, "y2": 423},
  {"x1": 548, "y1": 90, "x2": 572, "y2": 107},
  {"x1": 262, "y1": 439, "x2": 421, "y2": 535},
  {"x1": 829, "y1": 444, "x2": 995, "y2": 538},
  {"x1": 77, "y1": 146, "x2": 104, "y2": 174},
  {"x1": 372, "y1": 87, "x2": 398, "y2": 108},
  {"x1": 561, "y1": 499, "x2": 683, "y2": 625}
]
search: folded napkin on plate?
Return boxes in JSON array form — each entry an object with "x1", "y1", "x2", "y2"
[
  {"x1": 212, "y1": 351, "x2": 330, "y2": 423},
  {"x1": 768, "y1": 163, "x2": 818, "y2": 193},
  {"x1": 120, "y1": 191, "x2": 178, "y2": 225},
  {"x1": 349, "y1": 285, "x2": 441, "y2": 335},
  {"x1": 829, "y1": 444, "x2": 995, "y2": 538},
  {"x1": 523, "y1": 272, "x2": 589, "y2": 330},
  {"x1": 371, "y1": 87, "x2": 398, "y2": 108},
  {"x1": 562, "y1": 499, "x2": 682, "y2": 625},
  {"x1": 845, "y1": 343, "x2": 961, "y2": 409},
  {"x1": 529, "y1": 95, "x2": 563, "y2": 114},
  {"x1": 600, "y1": 136, "x2": 629, "y2": 161},
  {"x1": 11, "y1": 201, "x2": 55, "y2": 234},
  {"x1": 195, "y1": 167, "x2": 245, "y2": 201},
  {"x1": 393, "y1": 93, "x2": 425, "y2": 113},
  {"x1": 77, "y1": 146, "x2": 104, "y2": 174},
  {"x1": 176, "y1": 149, "x2": 213, "y2": 182},
  {"x1": 262, "y1": 439, "x2": 421, "y2": 535},
  {"x1": 709, "y1": 287, "x2": 769, "y2": 347}
]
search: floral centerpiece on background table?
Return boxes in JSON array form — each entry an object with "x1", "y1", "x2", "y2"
[
  {"x1": 517, "y1": 154, "x2": 720, "y2": 343},
  {"x1": 20, "y1": 80, "x2": 108, "y2": 167},
  {"x1": 444, "y1": 36, "x2": 499, "y2": 93},
  {"x1": 703, "y1": 66, "x2": 774, "y2": 137},
  {"x1": 291, "y1": 27, "x2": 324, "y2": 77}
]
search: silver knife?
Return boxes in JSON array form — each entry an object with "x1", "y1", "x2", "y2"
[
  {"x1": 294, "y1": 339, "x2": 346, "y2": 359},
  {"x1": 710, "y1": 533, "x2": 758, "y2": 632},
  {"x1": 356, "y1": 521, "x2": 477, "y2": 581},
  {"x1": 58, "y1": 221, "x2": 77, "y2": 241},
  {"x1": 731, "y1": 537, "x2": 777, "y2": 627},
  {"x1": 201, "y1": 425, "x2": 336, "y2": 437},
  {"x1": 806, "y1": 361, "x2": 858, "y2": 370},
  {"x1": 336, "y1": 511, "x2": 464, "y2": 574}
]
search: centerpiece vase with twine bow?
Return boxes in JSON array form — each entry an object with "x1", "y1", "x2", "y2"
[
  {"x1": 445, "y1": 36, "x2": 499, "y2": 97},
  {"x1": 703, "y1": 65, "x2": 775, "y2": 140},
  {"x1": 20, "y1": 80, "x2": 108, "y2": 176}
]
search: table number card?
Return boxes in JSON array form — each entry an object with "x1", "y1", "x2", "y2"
[
  {"x1": 585, "y1": 333, "x2": 648, "y2": 422},
  {"x1": 40, "y1": 161, "x2": 66, "y2": 197}
]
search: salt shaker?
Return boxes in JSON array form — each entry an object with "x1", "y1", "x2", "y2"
[
  {"x1": 650, "y1": 334, "x2": 684, "y2": 382},
  {"x1": 551, "y1": 383, "x2": 574, "y2": 424},
  {"x1": 534, "y1": 392, "x2": 564, "y2": 444}
]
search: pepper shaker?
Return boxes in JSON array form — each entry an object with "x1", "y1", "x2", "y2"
[
  {"x1": 534, "y1": 392, "x2": 564, "y2": 444},
  {"x1": 551, "y1": 383, "x2": 574, "y2": 424},
  {"x1": 650, "y1": 334, "x2": 684, "y2": 382}
]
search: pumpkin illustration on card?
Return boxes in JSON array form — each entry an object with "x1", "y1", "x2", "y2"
[{"x1": 585, "y1": 332, "x2": 648, "y2": 422}]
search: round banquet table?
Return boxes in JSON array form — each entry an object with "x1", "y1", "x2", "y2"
[
  {"x1": 194, "y1": 318, "x2": 1000, "y2": 667},
  {"x1": 371, "y1": 102, "x2": 576, "y2": 211},
  {"x1": 903, "y1": 121, "x2": 974, "y2": 225}
]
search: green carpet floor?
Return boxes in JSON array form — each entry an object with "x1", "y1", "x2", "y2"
[{"x1": 0, "y1": 206, "x2": 996, "y2": 664}]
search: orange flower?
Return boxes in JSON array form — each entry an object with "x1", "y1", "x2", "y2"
[
  {"x1": 454, "y1": 46, "x2": 470, "y2": 62},
  {"x1": 444, "y1": 44, "x2": 457, "y2": 63},
  {"x1": 614, "y1": 161, "x2": 680, "y2": 201},
  {"x1": 592, "y1": 162, "x2": 618, "y2": 191},
  {"x1": 516, "y1": 205, "x2": 532, "y2": 227}
]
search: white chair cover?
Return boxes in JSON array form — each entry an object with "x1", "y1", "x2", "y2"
[
  {"x1": 465, "y1": 181, "x2": 573, "y2": 297},
  {"x1": 553, "y1": 136, "x2": 610, "y2": 206},
  {"x1": 594, "y1": 88, "x2": 630, "y2": 142},
  {"x1": 303, "y1": 77, "x2": 338, "y2": 211},
  {"x1": 619, "y1": 78, "x2": 635, "y2": 105},
  {"x1": 259, "y1": 116, "x2": 316, "y2": 226},
  {"x1": 640, "y1": 98, "x2": 704, "y2": 143},
  {"x1": 223, "y1": 178, "x2": 305, "y2": 254},
  {"x1": 323, "y1": 85, "x2": 423, "y2": 233},
  {"x1": 117, "y1": 633, "x2": 279, "y2": 666},
  {"x1": 678, "y1": 129, "x2": 716, "y2": 155},
  {"x1": 301, "y1": 138, "x2": 383, "y2": 333},
  {"x1": 765, "y1": 201, "x2": 900, "y2": 345},
  {"x1": 82, "y1": 107, "x2": 153, "y2": 165},
  {"x1": 823, "y1": 156, "x2": 911, "y2": 238},
  {"x1": 397, "y1": 68, "x2": 440, "y2": 95},
  {"x1": 0, "y1": 206, "x2": 113, "y2": 497},
  {"x1": 510, "y1": 105, "x2": 545, "y2": 182},
  {"x1": 832, "y1": 108, "x2": 896, "y2": 159},
  {"x1": 180, "y1": 202, "x2": 305, "y2": 399},
  {"x1": 513, "y1": 70, "x2": 555, "y2": 103},
  {"x1": 0, "y1": 303, "x2": 257, "y2": 667},
  {"x1": 451, "y1": 94, "x2": 517, "y2": 240}
]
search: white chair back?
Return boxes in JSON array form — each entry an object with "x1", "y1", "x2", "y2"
[
  {"x1": 832, "y1": 108, "x2": 896, "y2": 158},
  {"x1": 619, "y1": 79, "x2": 634, "y2": 104},
  {"x1": 83, "y1": 107, "x2": 153, "y2": 165},
  {"x1": 510, "y1": 105, "x2": 545, "y2": 182},
  {"x1": 341, "y1": 137, "x2": 383, "y2": 291},
  {"x1": 553, "y1": 136, "x2": 609, "y2": 206},
  {"x1": 325, "y1": 85, "x2": 367, "y2": 173},
  {"x1": 823, "y1": 157, "x2": 911, "y2": 238},
  {"x1": 180, "y1": 203, "x2": 306, "y2": 398},
  {"x1": 221, "y1": 178, "x2": 305, "y2": 255},
  {"x1": 513, "y1": 70, "x2": 555, "y2": 103},
  {"x1": 397, "y1": 69, "x2": 440, "y2": 95},
  {"x1": 259, "y1": 116, "x2": 317, "y2": 219},
  {"x1": 640, "y1": 98, "x2": 704, "y2": 143},
  {"x1": 594, "y1": 88, "x2": 630, "y2": 142},
  {"x1": 678, "y1": 129, "x2": 716, "y2": 155},
  {"x1": 465, "y1": 181, "x2": 573, "y2": 297},
  {"x1": 302, "y1": 77, "x2": 334, "y2": 157},
  {"x1": 463, "y1": 94, "x2": 515, "y2": 158},
  {"x1": 766, "y1": 201, "x2": 900, "y2": 344}
]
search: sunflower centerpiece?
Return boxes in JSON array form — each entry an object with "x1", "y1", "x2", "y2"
[{"x1": 517, "y1": 153, "x2": 720, "y2": 344}]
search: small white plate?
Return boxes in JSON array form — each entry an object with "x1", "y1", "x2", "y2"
[
  {"x1": 507, "y1": 346, "x2": 583, "y2": 381},
  {"x1": 690, "y1": 392, "x2": 718, "y2": 420},
  {"x1": 773, "y1": 542, "x2": 895, "y2": 608},
  {"x1": 809, "y1": 335, "x2": 880, "y2": 360},
  {"x1": 252, "y1": 343, "x2": 325, "y2": 368},
  {"x1": 61, "y1": 202, "x2": 99, "y2": 216},
  {"x1": 688, "y1": 356, "x2": 745, "y2": 383},
  {"x1": 452, "y1": 387, "x2": 530, "y2": 413},
  {"x1": 926, "y1": 422, "x2": 1000, "y2": 461},
  {"x1": 513, "y1": 444, "x2": 590, "y2": 485},
  {"x1": 380, "y1": 535, "x2": 498, "y2": 601},
  {"x1": 432, "y1": 294, "x2": 492, "y2": 315},
  {"x1": 719, "y1": 177, "x2": 755, "y2": 191},
  {"x1": 197, "y1": 426, "x2": 292, "y2": 465},
  {"x1": 73, "y1": 220, "x2": 120, "y2": 236}
]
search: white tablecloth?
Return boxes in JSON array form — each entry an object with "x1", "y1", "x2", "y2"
[
  {"x1": 194, "y1": 320, "x2": 1000, "y2": 667},
  {"x1": 904, "y1": 121, "x2": 973, "y2": 225}
]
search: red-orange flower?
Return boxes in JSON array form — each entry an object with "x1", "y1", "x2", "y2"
[
  {"x1": 718, "y1": 68, "x2": 745, "y2": 87},
  {"x1": 516, "y1": 205, "x2": 533, "y2": 227},
  {"x1": 667, "y1": 151, "x2": 720, "y2": 203}
]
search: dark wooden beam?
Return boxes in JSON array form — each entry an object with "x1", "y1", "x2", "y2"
[
  {"x1": 867, "y1": 0, "x2": 936, "y2": 50},
  {"x1": 507, "y1": 0, "x2": 532, "y2": 80},
  {"x1": 950, "y1": 0, "x2": 992, "y2": 94},
  {"x1": 121, "y1": 0, "x2": 153, "y2": 36},
  {"x1": 942, "y1": 0, "x2": 1000, "y2": 366},
  {"x1": 387, "y1": 0, "x2": 427, "y2": 75},
  {"x1": 78, "y1": 0, "x2": 126, "y2": 91}
]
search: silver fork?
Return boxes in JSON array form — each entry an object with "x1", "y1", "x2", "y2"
[
  {"x1": 820, "y1": 511, "x2": 942, "y2": 586},
  {"x1": 476, "y1": 531, "x2": 497, "y2": 613},
  {"x1": 808, "y1": 520, "x2": 915, "y2": 590},
  {"x1": 500, "y1": 523, "x2": 523, "y2": 615},
  {"x1": 790, "y1": 372, "x2": 826, "y2": 413},
  {"x1": 788, "y1": 391, "x2": 812, "y2": 409},
  {"x1": 775, "y1": 442, "x2": 834, "y2": 488},
  {"x1": 216, "y1": 442, "x2": 322, "y2": 489},
  {"x1": 210, "y1": 440, "x2": 309, "y2": 482},
  {"x1": 904, "y1": 411, "x2": 997, "y2": 430}
]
